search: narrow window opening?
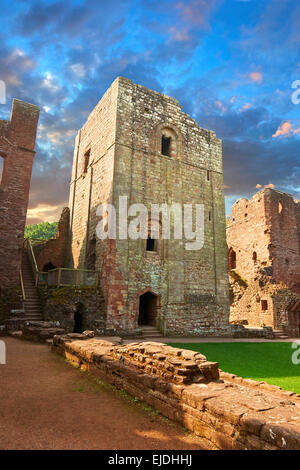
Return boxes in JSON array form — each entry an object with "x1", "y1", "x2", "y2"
[
  {"x1": 161, "y1": 136, "x2": 171, "y2": 156},
  {"x1": 253, "y1": 251, "x2": 257, "y2": 264},
  {"x1": 278, "y1": 201, "x2": 283, "y2": 214},
  {"x1": 261, "y1": 300, "x2": 268, "y2": 311},
  {"x1": 83, "y1": 149, "x2": 90, "y2": 174},
  {"x1": 146, "y1": 236, "x2": 156, "y2": 252},
  {"x1": 208, "y1": 211, "x2": 212, "y2": 221},
  {"x1": 228, "y1": 248, "x2": 236, "y2": 270},
  {"x1": 207, "y1": 170, "x2": 210, "y2": 181}
]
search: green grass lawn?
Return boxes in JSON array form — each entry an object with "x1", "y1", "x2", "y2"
[{"x1": 168, "y1": 342, "x2": 300, "y2": 394}]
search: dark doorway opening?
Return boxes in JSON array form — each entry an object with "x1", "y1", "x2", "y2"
[
  {"x1": 74, "y1": 303, "x2": 85, "y2": 333},
  {"x1": 146, "y1": 236, "x2": 156, "y2": 252},
  {"x1": 138, "y1": 292, "x2": 158, "y2": 326},
  {"x1": 43, "y1": 262, "x2": 56, "y2": 272}
]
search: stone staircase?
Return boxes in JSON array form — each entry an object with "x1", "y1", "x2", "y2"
[
  {"x1": 140, "y1": 325, "x2": 165, "y2": 341},
  {"x1": 21, "y1": 253, "x2": 43, "y2": 321},
  {"x1": 273, "y1": 329, "x2": 290, "y2": 340}
]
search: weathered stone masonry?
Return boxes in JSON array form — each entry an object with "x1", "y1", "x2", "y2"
[
  {"x1": 68, "y1": 77, "x2": 230, "y2": 336},
  {"x1": 0, "y1": 99, "x2": 39, "y2": 289},
  {"x1": 53, "y1": 336, "x2": 300, "y2": 450},
  {"x1": 227, "y1": 188, "x2": 300, "y2": 335}
]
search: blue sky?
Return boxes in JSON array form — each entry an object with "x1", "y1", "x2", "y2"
[{"x1": 0, "y1": 0, "x2": 299, "y2": 223}]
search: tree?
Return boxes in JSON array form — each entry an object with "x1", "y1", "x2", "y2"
[{"x1": 24, "y1": 221, "x2": 58, "y2": 240}]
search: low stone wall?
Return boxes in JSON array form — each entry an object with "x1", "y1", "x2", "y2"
[
  {"x1": 52, "y1": 336, "x2": 300, "y2": 450},
  {"x1": 19, "y1": 321, "x2": 66, "y2": 342}
]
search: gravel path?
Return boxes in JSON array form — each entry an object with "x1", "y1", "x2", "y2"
[{"x1": 0, "y1": 337, "x2": 211, "y2": 450}]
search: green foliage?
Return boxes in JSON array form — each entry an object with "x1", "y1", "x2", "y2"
[
  {"x1": 24, "y1": 221, "x2": 58, "y2": 240},
  {"x1": 168, "y1": 342, "x2": 300, "y2": 394}
]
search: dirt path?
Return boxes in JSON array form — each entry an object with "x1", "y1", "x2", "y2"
[{"x1": 0, "y1": 338, "x2": 211, "y2": 450}]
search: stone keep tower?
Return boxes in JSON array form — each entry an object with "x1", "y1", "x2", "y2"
[
  {"x1": 69, "y1": 77, "x2": 229, "y2": 336},
  {"x1": 0, "y1": 99, "x2": 40, "y2": 289}
]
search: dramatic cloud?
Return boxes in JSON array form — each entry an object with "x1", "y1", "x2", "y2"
[{"x1": 0, "y1": 0, "x2": 299, "y2": 223}]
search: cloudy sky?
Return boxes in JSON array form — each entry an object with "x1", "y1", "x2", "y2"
[{"x1": 0, "y1": 0, "x2": 299, "y2": 224}]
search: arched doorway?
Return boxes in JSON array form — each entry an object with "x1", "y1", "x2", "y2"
[
  {"x1": 138, "y1": 292, "x2": 158, "y2": 326},
  {"x1": 74, "y1": 303, "x2": 85, "y2": 333}
]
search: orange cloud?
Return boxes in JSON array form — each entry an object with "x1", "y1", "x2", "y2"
[
  {"x1": 293, "y1": 125, "x2": 300, "y2": 135},
  {"x1": 249, "y1": 72, "x2": 263, "y2": 84},
  {"x1": 272, "y1": 121, "x2": 293, "y2": 138},
  {"x1": 239, "y1": 102, "x2": 251, "y2": 112}
]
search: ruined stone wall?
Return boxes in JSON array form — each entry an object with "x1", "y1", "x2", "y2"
[
  {"x1": 53, "y1": 337, "x2": 300, "y2": 450},
  {"x1": 227, "y1": 188, "x2": 300, "y2": 330},
  {"x1": 265, "y1": 190, "x2": 300, "y2": 294},
  {"x1": 0, "y1": 99, "x2": 39, "y2": 288},
  {"x1": 68, "y1": 80, "x2": 119, "y2": 270},
  {"x1": 34, "y1": 207, "x2": 70, "y2": 271},
  {"x1": 41, "y1": 286, "x2": 106, "y2": 334},
  {"x1": 69, "y1": 77, "x2": 230, "y2": 335}
]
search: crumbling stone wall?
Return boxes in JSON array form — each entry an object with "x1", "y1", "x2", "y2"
[
  {"x1": 53, "y1": 337, "x2": 300, "y2": 450},
  {"x1": 227, "y1": 188, "x2": 300, "y2": 333},
  {"x1": 40, "y1": 286, "x2": 106, "y2": 334},
  {"x1": 68, "y1": 77, "x2": 230, "y2": 336},
  {"x1": 34, "y1": 207, "x2": 70, "y2": 271},
  {"x1": 0, "y1": 99, "x2": 39, "y2": 289}
]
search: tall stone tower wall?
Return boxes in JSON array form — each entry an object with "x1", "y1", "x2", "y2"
[
  {"x1": 0, "y1": 99, "x2": 40, "y2": 289},
  {"x1": 69, "y1": 77, "x2": 230, "y2": 336}
]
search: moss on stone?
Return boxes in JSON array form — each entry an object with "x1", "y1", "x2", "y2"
[
  {"x1": 0, "y1": 286, "x2": 22, "y2": 324},
  {"x1": 229, "y1": 270, "x2": 248, "y2": 289},
  {"x1": 47, "y1": 286, "x2": 97, "y2": 305}
]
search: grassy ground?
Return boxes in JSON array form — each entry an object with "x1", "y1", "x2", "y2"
[{"x1": 168, "y1": 342, "x2": 300, "y2": 394}]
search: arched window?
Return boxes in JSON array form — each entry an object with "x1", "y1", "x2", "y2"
[
  {"x1": 253, "y1": 251, "x2": 257, "y2": 264},
  {"x1": 228, "y1": 248, "x2": 236, "y2": 270},
  {"x1": 159, "y1": 127, "x2": 177, "y2": 158}
]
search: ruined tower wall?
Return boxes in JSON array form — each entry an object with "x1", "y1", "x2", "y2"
[
  {"x1": 0, "y1": 99, "x2": 39, "y2": 288},
  {"x1": 69, "y1": 77, "x2": 230, "y2": 335},
  {"x1": 265, "y1": 190, "x2": 300, "y2": 294},
  {"x1": 109, "y1": 78, "x2": 229, "y2": 334},
  {"x1": 68, "y1": 80, "x2": 119, "y2": 271},
  {"x1": 227, "y1": 191, "x2": 272, "y2": 280},
  {"x1": 227, "y1": 188, "x2": 300, "y2": 329}
]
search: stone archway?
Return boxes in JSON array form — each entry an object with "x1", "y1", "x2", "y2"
[{"x1": 138, "y1": 291, "x2": 159, "y2": 326}]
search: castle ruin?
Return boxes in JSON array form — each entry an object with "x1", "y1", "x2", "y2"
[
  {"x1": 227, "y1": 188, "x2": 300, "y2": 336},
  {"x1": 68, "y1": 77, "x2": 230, "y2": 336},
  {"x1": 0, "y1": 99, "x2": 40, "y2": 289}
]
